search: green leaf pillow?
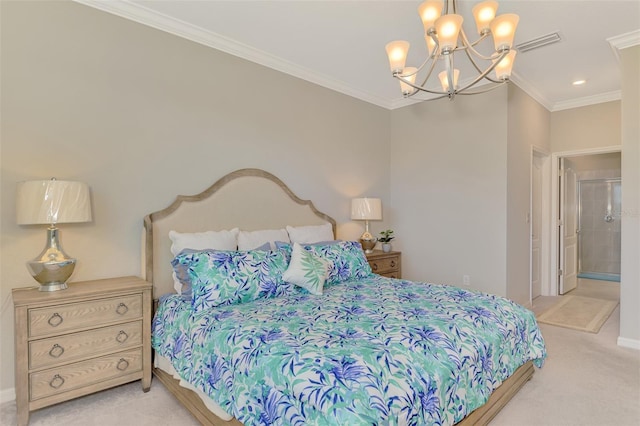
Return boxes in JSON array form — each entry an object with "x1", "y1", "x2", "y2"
[{"x1": 282, "y1": 242, "x2": 331, "y2": 295}]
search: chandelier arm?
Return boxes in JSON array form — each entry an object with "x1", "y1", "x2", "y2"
[
  {"x1": 456, "y1": 53, "x2": 507, "y2": 93},
  {"x1": 462, "y1": 45, "x2": 508, "y2": 84},
  {"x1": 459, "y1": 28, "x2": 504, "y2": 61},
  {"x1": 455, "y1": 80, "x2": 508, "y2": 95},
  {"x1": 394, "y1": 74, "x2": 449, "y2": 96}
]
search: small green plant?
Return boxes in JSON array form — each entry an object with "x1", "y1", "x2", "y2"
[{"x1": 378, "y1": 229, "x2": 395, "y2": 243}]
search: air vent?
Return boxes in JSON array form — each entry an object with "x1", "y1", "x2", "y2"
[{"x1": 515, "y1": 32, "x2": 562, "y2": 53}]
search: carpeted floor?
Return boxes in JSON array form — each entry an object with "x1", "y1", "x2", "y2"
[{"x1": 2, "y1": 280, "x2": 638, "y2": 426}]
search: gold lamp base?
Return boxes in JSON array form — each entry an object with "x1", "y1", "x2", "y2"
[
  {"x1": 27, "y1": 227, "x2": 76, "y2": 291},
  {"x1": 359, "y1": 230, "x2": 377, "y2": 254}
]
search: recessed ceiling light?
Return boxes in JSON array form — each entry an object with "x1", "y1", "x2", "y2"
[{"x1": 572, "y1": 79, "x2": 587, "y2": 86}]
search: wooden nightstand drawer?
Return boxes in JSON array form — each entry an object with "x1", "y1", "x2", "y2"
[
  {"x1": 30, "y1": 348, "x2": 142, "y2": 401},
  {"x1": 365, "y1": 250, "x2": 401, "y2": 279},
  {"x1": 29, "y1": 321, "x2": 142, "y2": 370},
  {"x1": 28, "y1": 294, "x2": 142, "y2": 338},
  {"x1": 369, "y1": 257, "x2": 399, "y2": 274}
]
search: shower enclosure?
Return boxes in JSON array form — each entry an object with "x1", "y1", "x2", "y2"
[{"x1": 577, "y1": 178, "x2": 621, "y2": 282}]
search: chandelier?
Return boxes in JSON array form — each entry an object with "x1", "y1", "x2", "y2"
[{"x1": 385, "y1": 0, "x2": 519, "y2": 100}]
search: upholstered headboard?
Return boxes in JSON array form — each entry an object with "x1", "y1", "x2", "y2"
[{"x1": 143, "y1": 168, "x2": 336, "y2": 297}]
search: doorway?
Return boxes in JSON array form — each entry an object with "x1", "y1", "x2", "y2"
[{"x1": 551, "y1": 148, "x2": 622, "y2": 296}]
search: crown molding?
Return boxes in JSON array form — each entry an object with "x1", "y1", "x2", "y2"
[
  {"x1": 73, "y1": 0, "x2": 393, "y2": 110},
  {"x1": 510, "y1": 72, "x2": 553, "y2": 111},
  {"x1": 551, "y1": 91, "x2": 621, "y2": 112},
  {"x1": 608, "y1": 29, "x2": 640, "y2": 50}
]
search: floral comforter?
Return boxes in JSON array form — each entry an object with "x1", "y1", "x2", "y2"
[{"x1": 152, "y1": 276, "x2": 546, "y2": 426}]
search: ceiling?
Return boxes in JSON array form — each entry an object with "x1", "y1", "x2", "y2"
[{"x1": 77, "y1": 0, "x2": 640, "y2": 111}]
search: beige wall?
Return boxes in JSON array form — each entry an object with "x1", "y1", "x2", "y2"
[
  {"x1": 550, "y1": 101, "x2": 621, "y2": 152},
  {"x1": 389, "y1": 87, "x2": 510, "y2": 297},
  {"x1": 619, "y1": 45, "x2": 640, "y2": 345},
  {"x1": 0, "y1": 1, "x2": 390, "y2": 394},
  {"x1": 506, "y1": 85, "x2": 551, "y2": 305}
]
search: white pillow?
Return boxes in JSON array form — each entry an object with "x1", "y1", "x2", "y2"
[
  {"x1": 169, "y1": 228, "x2": 239, "y2": 256},
  {"x1": 286, "y1": 223, "x2": 333, "y2": 244},
  {"x1": 237, "y1": 228, "x2": 290, "y2": 251},
  {"x1": 169, "y1": 228, "x2": 239, "y2": 294},
  {"x1": 282, "y1": 243, "x2": 331, "y2": 295}
]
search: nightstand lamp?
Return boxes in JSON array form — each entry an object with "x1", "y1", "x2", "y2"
[
  {"x1": 351, "y1": 197, "x2": 382, "y2": 254},
  {"x1": 16, "y1": 178, "x2": 92, "y2": 291}
]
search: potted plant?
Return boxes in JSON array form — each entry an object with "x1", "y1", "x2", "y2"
[{"x1": 378, "y1": 229, "x2": 395, "y2": 253}]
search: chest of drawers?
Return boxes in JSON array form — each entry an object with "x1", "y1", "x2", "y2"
[
  {"x1": 365, "y1": 250, "x2": 402, "y2": 278},
  {"x1": 12, "y1": 276, "x2": 152, "y2": 426}
]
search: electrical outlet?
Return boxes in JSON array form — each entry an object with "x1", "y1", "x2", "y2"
[{"x1": 463, "y1": 275, "x2": 471, "y2": 286}]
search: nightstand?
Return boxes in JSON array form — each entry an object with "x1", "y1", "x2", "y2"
[
  {"x1": 12, "y1": 276, "x2": 152, "y2": 426},
  {"x1": 365, "y1": 250, "x2": 402, "y2": 278}
]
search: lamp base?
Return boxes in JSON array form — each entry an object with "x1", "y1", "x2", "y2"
[
  {"x1": 359, "y1": 231, "x2": 377, "y2": 254},
  {"x1": 27, "y1": 227, "x2": 76, "y2": 291}
]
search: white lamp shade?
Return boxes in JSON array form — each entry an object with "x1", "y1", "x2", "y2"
[
  {"x1": 351, "y1": 198, "x2": 382, "y2": 221},
  {"x1": 490, "y1": 13, "x2": 519, "y2": 51},
  {"x1": 399, "y1": 67, "x2": 418, "y2": 96},
  {"x1": 418, "y1": 0, "x2": 444, "y2": 33},
  {"x1": 472, "y1": 0, "x2": 498, "y2": 35},
  {"x1": 434, "y1": 14, "x2": 463, "y2": 52},
  {"x1": 385, "y1": 40, "x2": 410, "y2": 74},
  {"x1": 17, "y1": 180, "x2": 92, "y2": 225},
  {"x1": 494, "y1": 49, "x2": 517, "y2": 80},
  {"x1": 439, "y1": 68, "x2": 460, "y2": 91}
]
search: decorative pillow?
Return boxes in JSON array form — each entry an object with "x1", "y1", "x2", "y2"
[
  {"x1": 302, "y1": 240, "x2": 373, "y2": 285},
  {"x1": 171, "y1": 249, "x2": 292, "y2": 312},
  {"x1": 169, "y1": 228, "x2": 239, "y2": 294},
  {"x1": 238, "y1": 228, "x2": 290, "y2": 251},
  {"x1": 286, "y1": 223, "x2": 333, "y2": 244},
  {"x1": 282, "y1": 243, "x2": 331, "y2": 295}
]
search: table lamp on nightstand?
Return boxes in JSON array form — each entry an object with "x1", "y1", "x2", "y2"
[
  {"x1": 351, "y1": 197, "x2": 382, "y2": 254},
  {"x1": 16, "y1": 178, "x2": 92, "y2": 291}
]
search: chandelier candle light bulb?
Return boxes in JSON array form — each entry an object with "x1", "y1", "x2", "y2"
[{"x1": 386, "y1": 0, "x2": 520, "y2": 100}]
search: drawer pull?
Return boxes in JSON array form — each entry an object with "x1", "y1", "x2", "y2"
[
  {"x1": 47, "y1": 313, "x2": 63, "y2": 327},
  {"x1": 371, "y1": 263, "x2": 378, "y2": 271},
  {"x1": 49, "y1": 374, "x2": 65, "y2": 389},
  {"x1": 115, "y1": 303, "x2": 129, "y2": 315},
  {"x1": 116, "y1": 358, "x2": 130, "y2": 371},
  {"x1": 48, "y1": 344, "x2": 65, "y2": 358},
  {"x1": 116, "y1": 330, "x2": 129, "y2": 343},
  {"x1": 390, "y1": 260, "x2": 396, "y2": 268}
]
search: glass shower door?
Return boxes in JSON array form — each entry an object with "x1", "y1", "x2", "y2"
[{"x1": 577, "y1": 179, "x2": 621, "y2": 281}]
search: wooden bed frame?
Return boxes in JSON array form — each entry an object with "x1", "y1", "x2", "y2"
[{"x1": 143, "y1": 168, "x2": 533, "y2": 426}]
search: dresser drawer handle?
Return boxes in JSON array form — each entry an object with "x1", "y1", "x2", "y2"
[
  {"x1": 115, "y1": 303, "x2": 129, "y2": 315},
  {"x1": 49, "y1": 374, "x2": 65, "y2": 389},
  {"x1": 47, "y1": 313, "x2": 63, "y2": 327},
  {"x1": 390, "y1": 260, "x2": 396, "y2": 268},
  {"x1": 371, "y1": 263, "x2": 378, "y2": 271},
  {"x1": 48, "y1": 344, "x2": 65, "y2": 358},
  {"x1": 116, "y1": 330, "x2": 129, "y2": 343},
  {"x1": 116, "y1": 358, "x2": 130, "y2": 371}
]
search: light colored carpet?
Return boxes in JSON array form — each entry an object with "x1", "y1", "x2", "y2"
[{"x1": 536, "y1": 295, "x2": 619, "y2": 333}]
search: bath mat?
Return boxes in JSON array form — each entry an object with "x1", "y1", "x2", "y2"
[{"x1": 537, "y1": 295, "x2": 618, "y2": 333}]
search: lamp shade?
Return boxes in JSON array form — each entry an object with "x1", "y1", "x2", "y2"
[
  {"x1": 351, "y1": 198, "x2": 382, "y2": 221},
  {"x1": 17, "y1": 179, "x2": 92, "y2": 225},
  {"x1": 385, "y1": 40, "x2": 410, "y2": 74}
]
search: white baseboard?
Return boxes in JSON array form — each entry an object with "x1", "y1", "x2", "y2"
[
  {"x1": 617, "y1": 336, "x2": 640, "y2": 350},
  {"x1": 0, "y1": 387, "x2": 15, "y2": 405}
]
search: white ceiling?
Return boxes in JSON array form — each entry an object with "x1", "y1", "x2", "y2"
[{"x1": 77, "y1": 0, "x2": 640, "y2": 111}]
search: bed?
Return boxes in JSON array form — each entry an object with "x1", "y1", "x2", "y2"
[{"x1": 144, "y1": 168, "x2": 546, "y2": 426}]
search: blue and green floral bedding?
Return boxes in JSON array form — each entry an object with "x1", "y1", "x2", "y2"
[{"x1": 152, "y1": 273, "x2": 546, "y2": 425}]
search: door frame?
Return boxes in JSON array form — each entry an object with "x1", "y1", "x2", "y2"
[
  {"x1": 530, "y1": 147, "x2": 551, "y2": 302},
  {"x1": 549, "y1": 146, "x2": 622, "y2": 296}
]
